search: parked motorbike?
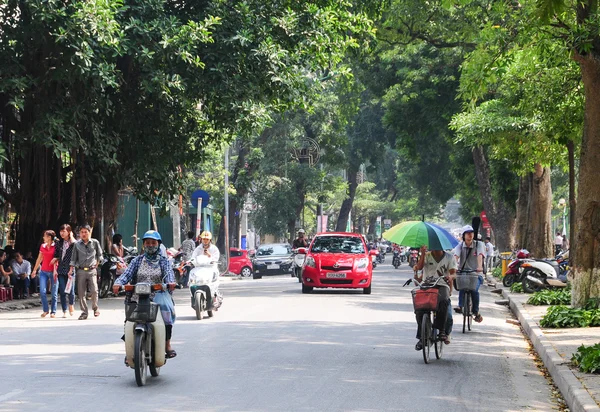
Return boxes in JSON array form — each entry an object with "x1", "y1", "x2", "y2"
[
  {"x1": 392, "y1": 250, "x2": 401, "y2": 269},
  {"x1": 122, "y1": 282, "x2": 172, "y2": 387},
  {"x1": 188, "y1": 254, "x2": 223, "y2": 320},
  {"x1": 292, "y1": 250, "x2": 305, "y2": 283},
  {"x1": 99, "y1": 254, "x2": 120, "y2": 298},
  {"x1": 521, "y1": 250, "x2": 569, "y2": 293},
  {"x1": 501, "y1": 249, "x2": 531, "y2": 287}
]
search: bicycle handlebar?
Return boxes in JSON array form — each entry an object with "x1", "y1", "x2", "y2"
[{"x1": 404, "y1": 276, "x2": 450, "y2": 289}]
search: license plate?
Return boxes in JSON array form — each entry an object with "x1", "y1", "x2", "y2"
[
  {"x1": 267, "y1": 264, "x2": 280, "y2": 270},
  {"x1": 326, "y1": 273, "x2": 346, "y2": 278}
]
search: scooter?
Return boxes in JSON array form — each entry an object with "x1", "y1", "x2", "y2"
[
  {"x1": 371, "y1": 250, "x2": 379, "y2": 268},
  {"x1": 520, "y1": 251, "x2": 569, "y2": 293},
  {"x1": 502, "y1": 249, "x2": 532, "y2": 287},
  {"x1": 292, "y1": 251, "x2": 305, "y2": 283},
  {"x1": 392, "y1": 250, "x2": 401, "y2": 269},
  {"x1": 409, "y1": 250, "x2": 419, "y2": 268},
  {"x1": 122, "y1": 282, "x2": 170, "y2": 387},
  {"x1": 188, "y1": 254, "x2": 223, "y2": 320},
  {"x1": 99, "y1": 254, "x2": 119, "y2": 298}
]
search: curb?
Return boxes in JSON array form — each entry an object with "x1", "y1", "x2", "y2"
[
  {"x1": 502, "y1": 290, "x2": 600, "y2": 412},
  {"x1": 0, "y1": 299, "x2": 42, "y2": 312}
]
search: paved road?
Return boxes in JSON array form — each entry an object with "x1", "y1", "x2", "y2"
[{"x1": 1, "y1": 263, "x2": 556, "y2": 411}]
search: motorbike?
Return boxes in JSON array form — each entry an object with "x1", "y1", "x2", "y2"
[
  {"x1": 520, "y1": 250, "x2": 569, "y2": 293},
  {"x1": 392, "y1": 250, "x2": 401, "y2": 269},
  {"x1": 371, "y1": 249, "x2": 379, "y2": 268},
  {"x1": 188, "y1": 254, "x2": 223, "y2": 320},
  {"x1": 99, "y1": 254, "x2": 120, "y2": 298},
  {"x1": 171, "y1": 251, "x2": 192, "y2": 288},
  {"x1": 409, "y1": 250, "x2": 419, "y2": 268},
  {"x1": 292, "y1": 250, "x2": 305, "y2": 283},
  {"x1": 376, "y1": 250, "x2": 385, "y2": 264},
  {"x1": 122, "y1": 282, "x2": 170, "y2": 387},
  {"x1": 501, "y1": 249, "x2": 532, "y2": 287}
]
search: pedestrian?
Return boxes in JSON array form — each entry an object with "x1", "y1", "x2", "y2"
[
  {"x1": 68, "y1": 224, "x2": 103, "y2": 320},
  {"x1": 554, "y1": 231, "x2": 563, "y2": 256},
  {"x1": 180, "y1": 231, "x2": 195, "y2": 261},
  {"x1": 11, "y1": 251, "x2": 32, "y2": 299},
  {"x1": 51, "y1": 224, "x2": 76, "y2": 317},
  {"x1": 32, "y1": 230, "x2": 58, "y2": 318},
  {"x1": 484, "y1": 237, "x2": 494, "y2": 274},
  {"x1": 452, "y1": 225, "x2": 486, "y2": 323},
  {"x1": 0, "y1": 250, "x2": 13, "y2": 287},
  {"x1": 111, "y1": 234, "x2": 124, "y2": 258},
  {"x1": 562, "y1": 234, "x2": 569, "y2": 251}
]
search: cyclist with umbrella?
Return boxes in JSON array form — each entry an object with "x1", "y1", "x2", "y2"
[{"x1": 413, "y1": 244, "x2": 457, "y2": 349}]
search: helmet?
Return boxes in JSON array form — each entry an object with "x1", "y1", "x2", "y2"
[
  {"x1": 200, "y1": 231, "x2": 212, "y2": 240},
  {"x1": 142, "y1": 230, "x2": 162, "y2": 242},
  {"x1": 516, "y1": 249, "x2": 530, "y2": 259},
  {"x1": 461, "y1": 225, "x2": 474, "y2": 234},
  {"x1": 298, "y1": 229, "x2": 305, "y2": 234}
]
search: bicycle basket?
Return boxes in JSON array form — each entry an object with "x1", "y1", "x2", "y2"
[
  {"x1": 456, "y1": 273, "x2": 479, "y2": 291},
  {"x1": 125, "y1": 301, "x2": 159, "y2": 322},
  {"x1": 412, "y1": 288, "x2": 439, "y2": 312}
]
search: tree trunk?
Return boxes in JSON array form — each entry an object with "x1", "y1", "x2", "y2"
[
  {"x1": 471, "y1": 146, "x2": 516, "y2": 252},
  {"x1": 571, "y1": 56, "x2": 600, "y2": 308},
  {"x1": 524, "y1": 165, "x2": 553, "y2": 258},
  {"x1": 515, "y1": 176, "x2": 530, "y2": 250},
  {"x1": 567, "y1": 139, "x2": 576, "y2": 257},
  {"x1": 335, "y1": 167, "x2": 359, "y2": 232}
]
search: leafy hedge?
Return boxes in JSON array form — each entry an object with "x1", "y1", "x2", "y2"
[
  {"x1": 492, "y1": 266, "x2": 502, "y2": 279},
  {"x1": 527, "y1": 288, "x2": 571, "y2": 306},
  {"x1": 510, "y1": 282, "x2": 523, "y2": 293},
  {"x1": 540, "y1": 305, "x2": 600, "y2": 328},
  {"x1": 572, "y1": 344, "x2": 600, "y2": 374}
]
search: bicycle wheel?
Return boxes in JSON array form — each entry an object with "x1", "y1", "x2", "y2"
[
  {"x1": 462, "y1": 292, "x2": 471, "y2": 334},
  {"x1": 433, "y1": 315, "x2": 443, "y2": 359},
  {"x1": 467, "y1": 292, "x2": 472, "y2": 331},
  {"x1": 421, "y1": 314, "x2": 431, "y2": 364}
]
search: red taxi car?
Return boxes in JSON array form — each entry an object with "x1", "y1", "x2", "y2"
[{"x1": 298, "y1": 232, "x2": 376, "y2": 294}]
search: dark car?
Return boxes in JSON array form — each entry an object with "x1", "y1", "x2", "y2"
[{"x1": 252, "y1": 243, "x2": 294, "y2": 279}]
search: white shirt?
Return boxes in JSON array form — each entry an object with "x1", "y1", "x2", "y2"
[
  {"x1": 11, "y1": 259, "x2": 32, "y2": 277},
  {"x1": 554, "y1": 235, "x2": 563, "y2": 245},
  {"x1": 422, "y1": 252, "x2": 457, "y2": 286},
  {"x1": 485, "y1": 242, "x2": 494, "y2": 257},
  {"x1": 191, "y1": 243, "x2": 220, "y2": 262}
]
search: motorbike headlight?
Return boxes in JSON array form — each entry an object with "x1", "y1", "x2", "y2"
[
  {"x1": 135, "y1": 283, "x2": 151, "y2": 295},
  {"x1": 305, "y1": 256, "x2": 316, "y2": 268},
  {"x1": 357, "y1": 258, "x2": 369, "y2": 269}
]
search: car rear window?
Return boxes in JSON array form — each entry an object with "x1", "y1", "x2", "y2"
[
  {"x1": 256, "y1": 245, "x2": 291, "y2": 256},
  {"x1": 310, "y1": 236, "x2": 365, "y2": 254}
]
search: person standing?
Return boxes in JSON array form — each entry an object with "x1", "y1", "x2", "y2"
[
  {"x1": 180, "y1": 231, "x2": 196, "y2": 261},
  {"x1": 484, "y1": 237, "x2": 494, "y2": 274},
  {"x1": 11, "y1": 251, "x2": 32, "y2": 299},
  {"x1": 32, "y1": 231, "x2": 58, "y2": 318},
  {"x1": 111, "y1": 234, "x2": 124, "y2": 258},
  {"x1": 554, "y1": 231, "x2": 563, "y2": 256},
  {"x1": 51, "y1": 224, "x2": 76, "y2": 317},
  {"x1": 453, "y1": 225, "x2": 486, "y2": 323},
  {"x1": 69, "y1": 225, "x2": 103, "y2": 320}
]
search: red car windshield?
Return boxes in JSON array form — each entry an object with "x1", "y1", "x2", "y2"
[{"x1": 310, "y1": 236, "x2": 365, "y2": 254}]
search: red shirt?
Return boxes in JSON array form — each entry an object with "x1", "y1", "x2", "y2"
[{"x1": 40, "y1": 243, "x2": 56, "y2": 272}]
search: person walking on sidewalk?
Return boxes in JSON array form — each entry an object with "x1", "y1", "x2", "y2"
[
  {"x1": 32, "y1": 231, "x2": 58, "y2": 318},
  {"x1": 68, "y1": 225, "x2": 103, "y2": 320},
  {"x1": 453, "y1": 225, "x2": 486, "y2": 323},
  {"x1": 484, "y1": 237, "x2": 494, "y2": 274},
  {"x1": 51, "y1": 224, "x2": 76, "y2": 317}
]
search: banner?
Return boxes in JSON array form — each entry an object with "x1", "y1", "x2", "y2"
[
  {"x1": 317, "y1": 215, "x2": 328, "y2": 233},
  {"x1": 195, "y1": 198, "x2": 203, "y2": 237}
]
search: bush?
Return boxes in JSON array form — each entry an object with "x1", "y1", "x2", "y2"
[
  {"x1": 510, "y1": 282, "x2": 523, "y2": 293},
  {"x1": 540, "y1": 305, "x2": 600, "y2": 328},
  {"x1": 572, "y1": 343, "x2": 600, "y2": 374},
  {"x1": 492, "y1": 266, "x2": 502, "y2": 279},
  {"x1": 527, "y1": 288, "x2": 571, "y2": 306}
]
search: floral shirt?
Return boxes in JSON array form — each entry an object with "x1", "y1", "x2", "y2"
[{"x1": 114, "y1": 255, "x2": 174, "y2": 286}]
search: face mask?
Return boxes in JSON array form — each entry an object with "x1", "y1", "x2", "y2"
[{"x1": 144, "y1": 245, "x2": 159, "y2": 255}]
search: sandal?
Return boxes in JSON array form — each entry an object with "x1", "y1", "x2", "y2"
[
  {"x1": 474, "y1": 314, "x2": 483, "y2": 323},
  {"x1": 50, "y1": 313, "x2": 56, "y2": 318},
  {"x1": 94, "y1": 310, "x2": 100, "y2": 317},
  {"x1": 440, "y1": 334, "x2": 451, "y2": 345},
  {"x1": 78, "y1": 313, "x2": 88, "y2": 320},
  {"x1": 166, "y1": 350, "x2": 177, "y2": 359},
  {"x1": 454, "y1": 307, "x2": 462, "y2": 314},
  {"x1": 41, "y1": 312, "x2": 49, "y2": 318}
]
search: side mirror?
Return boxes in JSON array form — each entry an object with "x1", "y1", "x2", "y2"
[
  {"x1": 297, "y1": 248, "x2": 307, "y2": 255},
  {"x1": 369, "y1": 250, "x2": 378, "y2": 256}
]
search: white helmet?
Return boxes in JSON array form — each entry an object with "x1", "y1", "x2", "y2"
[
  {"x1": 298, "y1": 229, "x2": 305, "y2": 234},
  {"x1": 461, "y1": 225, "x2": 474, "y2": 235}
]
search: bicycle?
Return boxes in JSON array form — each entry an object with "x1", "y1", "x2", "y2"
[
  {"x1": 455, "y1": 270, "x2": 480, "y2": 333},
  {"x1": 404, "y1": 276, "x2": 449, "y2": 364}
]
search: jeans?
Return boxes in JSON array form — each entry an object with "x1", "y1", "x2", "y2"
[
  {"x1": 15, "y1": 276, "x2": 30, "y2": 298},
  {"x1": 458, "y1": 276, "x2": 483, "y2": 314},
  {"x1": 57, "y1": 274, "x2": 75, "y2": 312},
  {"x1": 39, "y1": 270, "x2": 58, "y2": 313}
]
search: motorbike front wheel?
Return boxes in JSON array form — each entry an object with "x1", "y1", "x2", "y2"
[
  {"x1": 149, "y1": 340, "x2": 160, "y2": 377},
  {"x1": 134, "y1": 330, "x2": 147, "y2": 387},
  {"x1": 502, "y1": 273, "x2": 515, "y2": 287},
  {"x1": 98, "y1": 274, "x2": 112, "y2": 298},
  {"x1": 195, "y1": 293, "x2": 204, "y2": 320}
]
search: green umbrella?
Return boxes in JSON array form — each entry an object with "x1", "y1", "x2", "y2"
[{"x1": 382, "y1": 221, "x2": 459, "y2": 250}]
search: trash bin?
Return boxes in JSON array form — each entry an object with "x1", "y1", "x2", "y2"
[{"x1": 500, "y1": 252, "x2": 513, "y2": 276}]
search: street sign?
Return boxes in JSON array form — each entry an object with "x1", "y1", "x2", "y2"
[
  {"x1": 383, "y1": 219, "x2": 392, "y2": 230},
  {"x1": 480, "y1": 211, "x2": 491, "y2": 229},
  {"x1": 191, "y1": 190, "x2": 210, "y2": 209}
]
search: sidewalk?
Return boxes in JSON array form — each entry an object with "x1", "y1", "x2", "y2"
[
  {"x1": 0, "y1": 295, "x2": 41, "y2": 312},
  {"x1": 500, "y1": 285, "x2": 600, "y2": 412}
]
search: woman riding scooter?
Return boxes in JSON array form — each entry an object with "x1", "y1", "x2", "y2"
[
  {"x1": 113, "y1": 230, "x2": 177, "y2": 359},
  {"x1": 192, "y1": 231, "x2": 220, "y2": 262}
]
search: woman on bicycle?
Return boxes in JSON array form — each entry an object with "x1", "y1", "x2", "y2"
[
  {"x1": 452, "y1": 225, "x2": 486, "y2": 322},
  {"x1": 413, "y1": 245, "x2": 457, "y2": 349}
]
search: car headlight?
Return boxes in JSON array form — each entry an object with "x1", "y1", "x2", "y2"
[
  {"x1": 357, "y1": 258, "x2": 369, "y2": 269},
  {"x1": 305, "y1": 256, "x2": 316, "y2": 268}
]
